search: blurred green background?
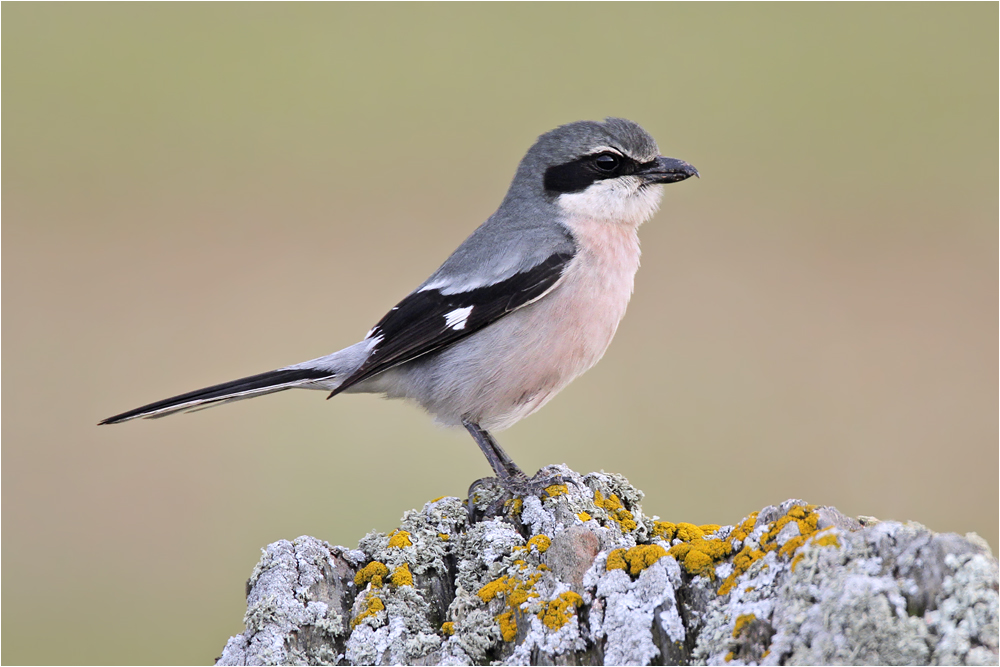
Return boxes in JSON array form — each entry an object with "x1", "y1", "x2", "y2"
[{"x1": 3, "y1": 3, "x2": 996, "y2": 664}]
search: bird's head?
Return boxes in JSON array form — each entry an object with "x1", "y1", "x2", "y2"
[{"x1": 508, "y1": 118, "x2": 698, "y2": 227}]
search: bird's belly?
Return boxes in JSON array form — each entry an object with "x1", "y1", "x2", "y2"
[
  {"x1": 375, "y1": 223, "x2": 641, "y2": 431},
  {"x1": 462, "y1": 282, "x2": 627, "y2": 430}
]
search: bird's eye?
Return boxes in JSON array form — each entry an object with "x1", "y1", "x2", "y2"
[{"x1": 593, "y1": 153, "x2": 620, "y2": 172}]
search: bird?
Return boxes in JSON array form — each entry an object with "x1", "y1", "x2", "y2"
[{"x1": 101, "y1": 117, "x2": 698, "y2": 495}]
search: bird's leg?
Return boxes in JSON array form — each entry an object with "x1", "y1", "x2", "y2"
[
  {"x1": 462, "y1": 421, "x2": 570, "y2": 502},
  {"x1": 462, "y1": 420, "x2": 529, "y2": 485}
]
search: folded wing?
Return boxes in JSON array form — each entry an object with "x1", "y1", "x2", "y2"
[{"x1": 330, "y1": 249, "x2": 575, "y2": 396}]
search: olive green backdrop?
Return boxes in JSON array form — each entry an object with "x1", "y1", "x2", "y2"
[{"x1": 3, "y1": 3, "x2": 996, "y2": 664}]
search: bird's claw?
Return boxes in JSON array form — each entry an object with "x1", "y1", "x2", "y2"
[
  {"x1": 466, "y1": 468, "x2": 575, "y2": 522},
  {"x1": 504, "y1": 470, "x2": 569, "y2": 497}
]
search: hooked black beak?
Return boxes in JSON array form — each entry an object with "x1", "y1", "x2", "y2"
[{"x1": 638, "y1": 156, "x2": 699, "y2": 184}]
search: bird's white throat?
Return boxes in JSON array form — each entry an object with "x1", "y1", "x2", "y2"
[{"x1": 556, "y1": 176, "x2": 664, "y2": 228}]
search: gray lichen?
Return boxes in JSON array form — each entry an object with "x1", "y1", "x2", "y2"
[{"x1": 216, "y1": 465, "x2": 998, "y2": 666}]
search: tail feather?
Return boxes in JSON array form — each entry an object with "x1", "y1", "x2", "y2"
[{"x1": 99, "y1": 367, "x2": 334, "y2": 425}]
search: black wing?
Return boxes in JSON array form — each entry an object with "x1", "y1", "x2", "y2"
[{"x1": 329, "y1": 250, "x2": 575, "y2": 396}]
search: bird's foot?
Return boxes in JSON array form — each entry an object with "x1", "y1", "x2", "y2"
[
  {"x1": 466, "y1": 467, "x2": 575, "y2": 522},
  {"x1": 467, "y1": 476, "x2": 506, "y2": 522},
  {"x1": 503, "y1": 469, "x2": 570, "y2": 497}
]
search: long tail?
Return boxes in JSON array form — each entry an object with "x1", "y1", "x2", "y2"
[
  {"x1": 100, "y1": 342, "x2": 372, "y2": 425},
  {"x1": 99, "y1": 367, "x2": 335, "y2": 424}
]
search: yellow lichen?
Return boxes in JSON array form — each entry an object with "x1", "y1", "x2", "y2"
[
  {"x1": 626, "y1": 545, "x2": 668, "y2": 575},
  {"x1": 725, "y1": 651, "x2": 734, "y2": 662},
  {"x1": 508, "y1": 571, "x2": 542, "y2": 606},
  {"x1": 537, "y1": 591, "x2": 584, "y2": 631},
  {"x1": 441, "y1": 621, "x2": 455, "y2": 635},
  {"x1": 717, "y1": 505, "x2": 825, "y2": 594},
  {"x1": 438, "y1": 533, "x2": 450, "y2": 541},
  {"x1": 430, "y1": 495, "x2": 447, "y2": 503},
  {"x1": 733, "y1": 613, "x2": 756, "y2": 637},
  {"x1": 594, "y1": 490, "x2": 638, "y2": 532},
  {"x1": 792, "y1": 529, "x2": 840, "y2": 571},
  {"x1": 791, "y1": 553, "x2": 805, "y2": 571},
  {"x1": 508, "y1": 586, "x2": 529, "y2": 607},
  {"x1": 477, "y1": 576, "x2": 510, "y2": 603},
  {"x1": 496, "y1": 610, "x2": 517, "y2": 642},
  {"x1": 387, "y1": 530, "x2": 413, "y2": 549},
  {"x1": 607, "y1": 545, "x2": 667, "y2": 576},
  {"x1": 504, "y1": 498, "x2": 523, "y2": 515},
  {"x1": 777, "y1": 534, "x2": 809, "y2": 558},
  {"x1": 526, "y1": 535, "x2": 552, "y2": 553},
  {"x1": 675, "y1": 522, "x2": 705, "y2": 541},
  {"x1": 668, "y1": 543, "x2": 691, "y2": 559},
  {"x1": 680, "y1": 549, "x2": 716, "y2": 578},
  {"x1": 543, "y1": 484, "x2": 568, "y2": 498},
  {"x1": 478, "y1": 570, "x2": 543, "y2": 608},
  {"x1": 391, "y1": 563, "x2": 413, "y2": 587},
  {"x1": 478, "y1": 558, "x2": 549, "y2": 643},
  {"x1": 606, "y1": 548, "x2": 627, "y2": 572},
  {"x1": 762, "y1": 506, "x2": 818, "y2": 558},
  {"x1": 651, "y1": 521, "x2": 677, "y2": 541},
  {"x1": 667, "y1": 528, "x2": 733, "y2": 579},
  {"x1": 732, "y1": 512, "x2": 760, "y2": 541},
  {"x1": 815, "y1": 531, "x2": 840, "y2": 548},
  {"x1": 718, "y1": 548, "x2": 764, "y2": 595},
  {"x1": 354, "y1": 561, "x2": 389, "y2": 588},
  {"x1": 350, "y1": 595, "x2": 384, "y2": 628},
  {"x1": 772, "y1": 509, "x2": 819, "y2": 558},
  {"x1": 655, "y1": 511, "x2": 765, "y2": 594},
  {"x1": 577, "y1": 511, "x2": 592, "y2": 522}
]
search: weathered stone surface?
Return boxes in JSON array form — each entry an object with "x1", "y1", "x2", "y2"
[{"x1": 216, "y1": 466, "x2": 998, "y2": 666}]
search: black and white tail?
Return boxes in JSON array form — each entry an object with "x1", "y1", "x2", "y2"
[{"x1": 99, "y1": 367, "x2": 334, "y2": 425}]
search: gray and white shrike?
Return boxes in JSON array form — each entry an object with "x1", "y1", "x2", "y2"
[{"x1": 102, "y1": 118, "x2": 698, "y2": 494}]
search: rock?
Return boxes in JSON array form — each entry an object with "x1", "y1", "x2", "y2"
[
  {"x1": 545, "y1": 526, "x2": 600, "y2": 588},
  {"x1": 216, "y1": 465, "x2": 998, "y2": 666}
]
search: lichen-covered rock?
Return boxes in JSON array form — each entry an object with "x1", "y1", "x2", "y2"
[{"x1": 216, "y1": 466, "x2": 998, "y2": 666}]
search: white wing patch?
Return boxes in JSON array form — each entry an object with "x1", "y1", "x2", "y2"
[{"x1": 444, "y1": 306, "x2": 474, "y2": 330}]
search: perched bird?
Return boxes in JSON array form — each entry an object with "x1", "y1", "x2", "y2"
[{"x1": 101, "y1": 118, "x2": 697, "y2": 494}]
